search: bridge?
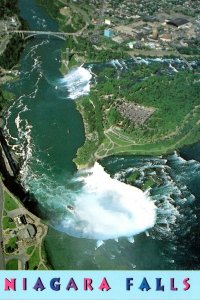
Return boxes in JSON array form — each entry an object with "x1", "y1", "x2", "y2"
[{"x1": 0, "y1": 30, "x2": 68, "y2": 41}]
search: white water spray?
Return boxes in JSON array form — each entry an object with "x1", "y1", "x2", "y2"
[
  {"x1": 60, "y1": 66, "x2": 92, "y2": 99},
  {"x1": 61, "y1": 163, "x2": 156, "y2": 240}
]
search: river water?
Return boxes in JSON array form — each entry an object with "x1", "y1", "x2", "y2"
[{"x1": 3, "y1": 0, "x2": 200, "y2": 269}]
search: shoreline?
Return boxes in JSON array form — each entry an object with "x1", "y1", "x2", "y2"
[
  {"x1": 0, "y1": 126, "x2": 51, "y2": 270},
  {"x1": 75, "y1": 106, "x2": 200, "y2": 169},
  {"x1": 36, "y1": 0, "x2": 200, "y2": 162},
  {"x1": 40, "y1": 0, "x2": 200, "y2": 170},
  {"x1": 0, "y1": 6, "x2": 50, "y2": 270},
  {"x1": 74, "y1": 104, "x2": 200, "y2": 170},
  {"x1": 1, "y1": 180, "x2": 49, "y2": 270},
  {"x1": 73, "y1": 63, "x2": 200, "y2": 169},
  {"x1": 73, "y1": 102, "x2": 96, "y2": 169}
]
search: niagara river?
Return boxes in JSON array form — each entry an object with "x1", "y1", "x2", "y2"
[{"x1": 3, "y1": 0, "x2": 200, "y2": 270}]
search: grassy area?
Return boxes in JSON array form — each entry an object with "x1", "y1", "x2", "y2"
[
  {"x1": 4, "y1": 191, "x2": 18, "y2": 211},
  {"x1": 142, "y1": 178, "x2": 156, "y2": 190},
  {"x1": 74, "y1": 63, "x2": 200, "y2": 166},
  {"x1": 38, "y1": 263, "x2": 46, "y2": 270},
  {"x1": 6, "y1": 259, "x2": 18, "y2": 270},
  {"x1": 41, "y1": 241, "x2": 52, "y2": 270},
  {"x1": 127, "y1": 171, "x2": 140, "y2": 183},
  {"x1": 41, "y1": 242, "x2": 47, "y2": 261},
  {"x1": 28, "y1": 247, "x2": 40, "y2": 270},
  {"x1": 2, "y1": 90, "x2": 14, "y2": 101},
  {"x1": 97, "y1": 111, "x2": 200, "y2": 157},
  {"x1": 26, "y1": 246, "x2": 35, "y2": 255},
  {"x1": 5, "y1": 237, "x2": 17, "y2": 253},
  {"x1": 3, "y1": 216, "x2": 16, "y2": 230}
]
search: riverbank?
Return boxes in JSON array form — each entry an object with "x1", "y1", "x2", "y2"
[
  {"x1": 36, "y1": 0, "x2": 200, "y2": 72},
  {"x1": 75, "y1": 103, "x2": 200, "y2": 169},
  {"x1": 3, "y1": 0, "x2": 199, "y2": 271},
  {"x1": 0, "y1": 0, "x2": 29, "y2": 110},
  {"x1": 35, "y1": 1, "x2": 200, "y2": 169},
  {"x1": 0, "y1": 0, "x2": 51, "y2": 270},
  {"x1": 0, "y1": 0, "x2": 25, "y2": 270},
  {"x1": 3, "y1": 0, "x2": 88, "y2": 270},
  {"x1": 1, "y1": 180, "x2": 49, "y2": 270},
  {"x1": 73, "y1": 102, "x2": 96, "y2": 169},
  {"x1": 0, "y1": 126, "x2": 51, "y2": 269},
  {"x1": 73, "y1": 60, "x2": 200, "y2": 169}
]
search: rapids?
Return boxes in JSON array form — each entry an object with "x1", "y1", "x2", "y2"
[
  {"x1": 3, "y1": 0, "x2": 200, "y2": 270},
  {"x1": 61, "y1": 162, "x2": 156, "y2": 240}
]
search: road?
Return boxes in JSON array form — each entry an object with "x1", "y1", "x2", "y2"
[{"x1": 0, "y1": 180, "x2": 5, "y2": 269}]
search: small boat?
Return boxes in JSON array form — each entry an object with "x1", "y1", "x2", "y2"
[{"x1": 67, "y1": 205, "x2": 75, "y2": 213}]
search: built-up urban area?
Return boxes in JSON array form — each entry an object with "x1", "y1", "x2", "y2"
[
  {"x1": 0, "y1": 0, "x2": 200, "y2": 270},
  {"x1": 47, "y1": 0, "x2": 200, "y2": 67}
]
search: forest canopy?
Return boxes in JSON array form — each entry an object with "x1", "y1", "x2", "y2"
[
  {"x1": 74, "y1": 62, "x2": 200, "y2": 166},
  {"x1": 0, "y1": 0, "x2": 19, "y2": 18}
]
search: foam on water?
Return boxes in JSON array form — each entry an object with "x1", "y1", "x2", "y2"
[
  {"x1": 4, "y1": 37, "x2": 200, "y2": 267},
  {"x1": 169, "y1": 63, "x2": 178, "y2": 73},
  {"x1": 108, "y1": 151, "x2": 200, "y2": 242},
  {"x1": 60, "y1": 66, "x2": 92, "y2": 100},
  {"x1": 61, "y1": 162, "x2": 156, "y2": 240}
]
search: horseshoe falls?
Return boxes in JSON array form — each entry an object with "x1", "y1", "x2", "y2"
[{"x1": 3, "y1": 0, "x2": 200, "y2": 270}]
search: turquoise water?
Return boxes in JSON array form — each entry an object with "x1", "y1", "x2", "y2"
[{"x1": 3, "y1": 0, "x2": 200, "y2": 270}]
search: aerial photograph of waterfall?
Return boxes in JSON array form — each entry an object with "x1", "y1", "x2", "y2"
[{"x1": 0, "y1": 0, "x2": 200, "y2": 273}]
